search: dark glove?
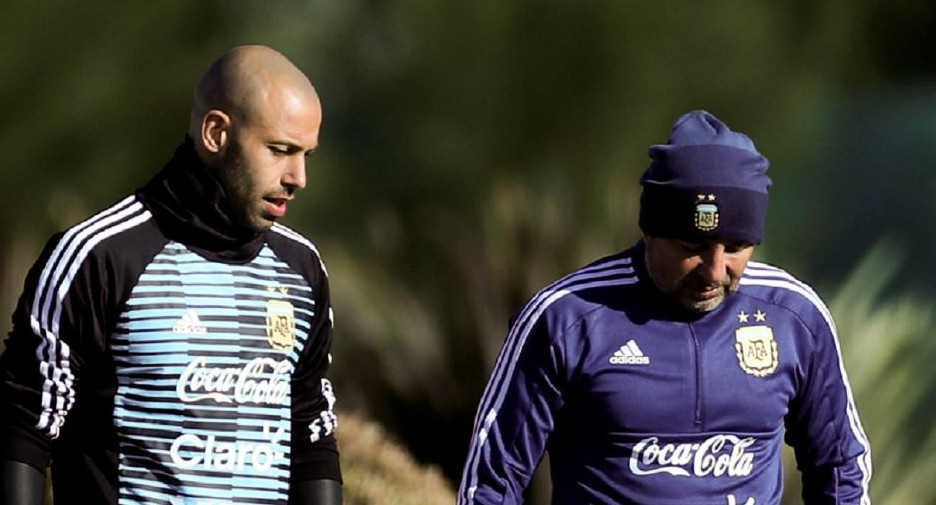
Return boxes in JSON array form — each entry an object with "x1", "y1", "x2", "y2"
[
  {"x1": 289, "y1": 478, "x2": 342, "y2": 505},
  {"x1": 0, "y1": 459, "x2": 46, "y2": 505}
]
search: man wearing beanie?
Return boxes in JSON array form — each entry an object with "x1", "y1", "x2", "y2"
[{"x1": 458, "y1": 110, "x2": 871, "y2": 504}]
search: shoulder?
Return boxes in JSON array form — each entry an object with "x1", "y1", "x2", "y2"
[
  {"x1": 26, "y1": 195, "x2": 162, "y2": 322},
  {"x1": 60, "y1": 194, "x2": 154, "y2": 241},
  {"x1": 518, "y1": 249, "x2": 640, "y2": 329},
  {"x1": 739, "y1": 260, "x2": 835, "y2": 331},
  {"x1": 39, "y1": 195, "x2": 159, "y2": 271},
  {"x1": 265, "y1": 223, "x2": 329, "y2": 281}
]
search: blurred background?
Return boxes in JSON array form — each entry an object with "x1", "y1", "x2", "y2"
[{"x1": 2, "y1": 1, "x2": 935, "y2": 503}]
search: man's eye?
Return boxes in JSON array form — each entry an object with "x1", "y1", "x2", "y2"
[
  {"x1": 679, "y1": 241, "x2": 704, "y2": 253},
  {"x1": 269, "y1": 146, "x2": 288, "y2": 155},
  {"x1": 725, "y1": 243, "x2": 753, "y2": 254}
]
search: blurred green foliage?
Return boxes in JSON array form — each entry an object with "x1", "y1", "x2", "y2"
[
  {"x1": 2, "y1": 1, "x2": 936, "y2": 503},
  {"x1": 815, "y1": 243, "x2": 936, "y2": 505},
  {"x1": 777, "y1": 241, "x2": 936, "y2": 505}
]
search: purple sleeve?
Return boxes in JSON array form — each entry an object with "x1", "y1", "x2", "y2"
[
  {"x1": 457, "y1": 315, "x2": 566, "y2": 505},
  {"x1": 784, "y1": 308, "x2": 872, "y2": 504}
]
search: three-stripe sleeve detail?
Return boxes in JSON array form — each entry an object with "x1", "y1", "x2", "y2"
[
  {"x1": 742, "y1": 261, "x2": 873, "y2": 505},
  {"x1": 29, "y1": 196, "x2": 152, "y2": 438},
  {"x1": 458, "y1": 256, "x2": 637, "y2": 504}
]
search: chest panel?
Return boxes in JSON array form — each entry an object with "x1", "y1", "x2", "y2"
[
  {"x1": 110, "y1": 242, "x2": 315, "y2": 505},
  {"x1": 564, "y1": 296, "x2": 800, "y2": 436}
]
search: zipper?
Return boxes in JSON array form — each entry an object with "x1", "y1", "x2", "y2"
[{"x1": 687, "y1": 323, "x2": 703, "y2": 426}]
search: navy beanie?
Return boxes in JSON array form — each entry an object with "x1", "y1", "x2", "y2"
[{"x1": 638, "y1": 110, "x2": 771, "y2": 244}]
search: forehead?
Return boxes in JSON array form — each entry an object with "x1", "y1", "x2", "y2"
[{"x1": 243, "y1": 85, "x2": 322, "y2": 148}]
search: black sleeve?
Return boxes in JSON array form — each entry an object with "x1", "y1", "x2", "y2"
[
  {"x1": 268, "y1": 228, "x2": 341, "y2": 484},
  {"x1": 0, "y1": 202, "x2": 162, "y2": 472},
  {"x1": 0, "y1": 232, "x2": 76, "y2": 471},
  {"x1": 0, "y1": 228, "x2": 116, "y2": 472}
]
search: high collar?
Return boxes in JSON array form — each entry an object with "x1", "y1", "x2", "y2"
[{"x1": 136, "y1": 137, "x2": 265, "y2": 263}]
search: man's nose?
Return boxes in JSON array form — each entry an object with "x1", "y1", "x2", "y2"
[
  {"x1": 283, "y1": 157, "x2": 307, "y2": 190},
  {"x1": 699, "y1": 246, "x2": 728, "y2": 283}
]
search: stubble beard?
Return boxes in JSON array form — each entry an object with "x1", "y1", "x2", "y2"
[
  {"x1": 216, "y1": 141, "x2": 270, "y2": 234},
  {"x1": 676, "y1": 276, "x2": 740, "y2": 314}
]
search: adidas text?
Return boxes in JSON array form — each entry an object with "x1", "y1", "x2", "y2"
[
  {"x1": 609, "y1": 339, "x2": 650, "y2": 365},
  {"x1": 173, "y1": 309, "x2": 207, "y2": 335},
  {"x1": 610, "y1": 355, "x2": 650, "y2": 365}
]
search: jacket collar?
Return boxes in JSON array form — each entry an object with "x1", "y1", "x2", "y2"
[{"x1": 137, "y1": 137, "x2": 265, "y2": 263}]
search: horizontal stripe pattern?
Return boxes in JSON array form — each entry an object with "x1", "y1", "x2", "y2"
[
  {"x1": 114, "y1": 241, "x2": 314, "y2": 505},
  {"x1": 270, "y1": 223, "x2": 333, "y2": 332},
  {"x1": 458, "y1": 255, "x2": 638, "y2": 503},
  {"x1": 742, "y1": 261, "x2": 872, "y2": 505}
]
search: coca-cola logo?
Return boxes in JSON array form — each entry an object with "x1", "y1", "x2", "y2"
[
  {"x1": 629, "y1": 435, "x2": 755, "y2": 478},
  {"x1": 176, "y1": 357, "x2": 290, "y2": 405}
]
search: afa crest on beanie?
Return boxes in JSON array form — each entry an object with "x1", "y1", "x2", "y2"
[{"x1": 638, "y1": 110, "x2": 771, "y2": 244}]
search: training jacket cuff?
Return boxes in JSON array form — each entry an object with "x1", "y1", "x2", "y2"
[
  {"x1": 0, "y1": 428, "x2": 51, "y2": 472},
  {"x1": 291, "y1": 436, "x2": 342, "y2": 483}
]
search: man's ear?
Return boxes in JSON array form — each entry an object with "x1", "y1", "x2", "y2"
[{"x1": 200, "y1": 109, "x2": 231, "y2": 154}]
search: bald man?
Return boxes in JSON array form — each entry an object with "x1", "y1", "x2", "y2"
[{"x1": 0, "y1": 45, "x2": 342, "y2": 505}]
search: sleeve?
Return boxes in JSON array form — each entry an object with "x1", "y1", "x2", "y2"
[
  {"x1": 784, "y1": 306, "x2": 872, "y2": 505},
  {"x1": 0, "y1": 232, "x2": 114, "y2": 471},
  {"x1": 457, "y1": 310, "x2": 566, "y2": 505},
  {"x1": 288, "y1": 250, "x2": 341, "y2": 484}
]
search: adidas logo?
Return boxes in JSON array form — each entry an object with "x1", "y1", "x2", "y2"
[
  {"x1": 173, "y1": 309, "x2": 207, "y2": 335},
  {"x1": 609, "y1": 339, "x2": 650, "y2": 365}
]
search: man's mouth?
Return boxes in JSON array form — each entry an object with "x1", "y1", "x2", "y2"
[
  {"x1": 689, "y1": 283, "x2": 726, "y2": 301},
  {"x1": 263, "y1": 197, "x2": 290, "y2": 218}
]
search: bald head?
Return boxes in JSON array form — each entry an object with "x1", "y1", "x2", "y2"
[
  {"x1": 187, "y1": 45, "x2": 324, "y2": 233},
  {"x1": 189, "y1": 45, "x2": 319, "y2": 138}
]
